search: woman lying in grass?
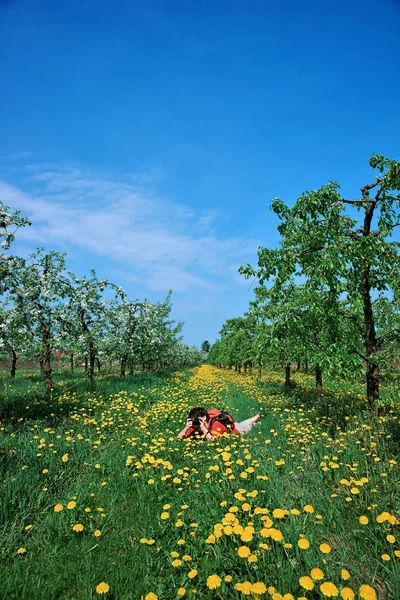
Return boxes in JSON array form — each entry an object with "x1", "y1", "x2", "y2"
[{"x1": 177, "y1": 406, "x2": 261, "y2": 440}]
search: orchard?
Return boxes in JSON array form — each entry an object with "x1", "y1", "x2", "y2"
[{"x1": 0, "y1": 154, "x2": 399, "y2": 600}]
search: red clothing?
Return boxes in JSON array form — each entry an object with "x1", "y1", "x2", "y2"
[
  {"x1": 185, "y1": 421, "x2": 240, "y2": 438},
  {"x1": 209, "y1": 420, "x2": 241, "y2": 437}
]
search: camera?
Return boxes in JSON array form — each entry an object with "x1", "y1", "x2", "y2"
[{"x1": 192, "y1": 417, "x2": 200, "y2": 426}]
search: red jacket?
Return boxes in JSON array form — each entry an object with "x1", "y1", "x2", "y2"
[{"x1": 185, "y1": 420, "x2": 241, "y2": 438}]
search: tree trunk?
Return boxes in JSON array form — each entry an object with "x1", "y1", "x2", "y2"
[
  {"x1": 96, "y1": 357, "x2": 101, "y2": 373},
  {"x1": 39, "y1": 358, "x2": 44, "y2": 375},
  {"x1": 238, "y1": 364, "x2": 241, "y2": 373},
  {"x1": 120, "y1": 356, "x2": 127, "y2": 379},
  {"x1": 70, "y1": 352, "x2": 74, "y2": 374},
  {"x1": 84, "y1": 356, "x2": 88, "y2": 373},
  {"x1": 141, "y1": 362, "x2": 145, "y2": 373},
  {"x1": 361, "y1": 202, "x2": 380, "y2": 414},
  {"x1": 129, "y1": 359, "x2": 134, "y2": 375},
  {"x1": 316, "y1": 365, "x2": 323, "y2": 397},
  {"x1": 257, "y1": 364, "x2": 262, "y2": 379},
  {"x1": 285, "y1": 363, "x2": 291, "y2": 389},
  {"x1": 304, "y1": 360, "x2": 309, "y2": 374},
  {"x1": 88, "y1": 340, "x2": 95, "y2": 383},
  {"x1": 41, "y1": 322, "x2": 52, "y2": 394},
  {"x1": 296, "y1": 361, "x2": 301, "y2": 371},
  {"x1": 10, "y1": 347, "x2": 17, "y2": 378}
]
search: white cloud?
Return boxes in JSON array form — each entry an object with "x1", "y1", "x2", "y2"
[{"x1": 0, "y1": 161, "x2": 258, "y2": 293}]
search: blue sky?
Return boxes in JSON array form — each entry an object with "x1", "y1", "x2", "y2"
[{"x1": 1, "y1": 0, "x2": 399, "y2": 345}]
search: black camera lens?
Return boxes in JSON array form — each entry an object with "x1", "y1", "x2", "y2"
[{"x1": 192, "y1": 417, "x2": 200, "y2": 426}]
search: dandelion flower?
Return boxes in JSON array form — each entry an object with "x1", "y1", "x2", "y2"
[
  {"x1": 17, "y1": 547, "x2": 26, "y2": 554},
  {"x1": 320, "y1": 543, "x2": 331, "y2": 554},
  {"x1": 188, "y1": 570, "x2": 197, "y2": 579},
  {"x1": 320, "y1": 582, "x2": 339, "y2": 597},
  {"x1": 96, "y1": 582, "x2": 109, "y2": 594},
  {"x1": 94, "y1": 530, "x2": 101, "y2": 537},
  {"x1": 177, "y1": 587, "x2": 186, "y2": 596},
  {"x1": 359, "y1": 585, "x2": 377, "y2": 600},
  {"x1": 381, "y1": 553, "x2": 390, "y2": 561},
  {"x1": 299, "y1": 576, "x2": 314, "y2": 590},
  {"x1": 62, "y1": 454, "x2": 69, "y2": 463},
  {"x1": 386, "y1": 534, "x2": 395, "y2": 543},
  {"x1": 252, "y1": 583, "x2": 267, "y2": 595},
  {"x1": 67, "y1": 501, "x2": 76, "y2": 510},
  {"x1": 298, "y1": 538, "x2": 310, "y2": 549},
  {"x1": 304, "y1": 505, "x2": 315, "y2": 513},
  {"x1": 207, "y1": 575, "x2": 221, "y2": 590},
  {"x1": 72, "y1": 523, "x2": 84, "y2": 532},
  {"x1": 338, "y1": 569, "x2": 350, "y2": 581},
  {"x1": 241, "y1": 530, "x2": 253, "y2": 542},
  {"x1": 359, "y1": 516, "x2": 369, "y2": 525},
  {"x1": 145, "y1": 594, "x2": 158, "y2": 600},
  {"x1": 54, "y1": 504, "x2": 63, "y2": 512},
  {"x1": 238, "y1": 545, "x2": 251, "y2": 558},
  {"x1": 340, "y1": 588, "x2": 355, "y2": 600},
  {"x1": 310, "y1": 568, "x2": 324, "y2": 580}
]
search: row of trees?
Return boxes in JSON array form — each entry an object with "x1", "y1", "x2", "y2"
[
  {"x1": 0, "y1": 203, "x2": 204, "y2": 392},
  {"x1": 208, "y1": 155, "x2": 400, "y2": 413}
]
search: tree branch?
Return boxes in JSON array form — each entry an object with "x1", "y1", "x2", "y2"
[{"x1": 376, "y1": 327, "x2": 400, "y2": 343}]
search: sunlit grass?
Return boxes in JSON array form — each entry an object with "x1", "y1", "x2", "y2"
[{"x1": 0, "y1": 365, "x2": 399, "y2": 600}]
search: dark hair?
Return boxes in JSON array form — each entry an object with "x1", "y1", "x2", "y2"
[{"x1": 188, "y1": 407, "x2": 208, "y2": 420}]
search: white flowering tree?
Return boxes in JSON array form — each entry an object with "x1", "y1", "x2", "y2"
[
  {"x1": 0, "y1": 200, "x2": 31, "y2": 291},
  {"x1": 5, "y1": 249, "x2": 70, "y2": 392},
  {"x1": 0, "y1": 303, "x2": 33, "y2": 377},
  {"x1": 64, "y1": 270, "x2": 125, "y2": 382}
]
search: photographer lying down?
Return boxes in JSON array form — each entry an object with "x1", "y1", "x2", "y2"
[{"x1": 177, "y1": 406, "x2": 261, "y2": 440}]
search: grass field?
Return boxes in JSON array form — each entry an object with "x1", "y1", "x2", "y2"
[{"x1": 0, "y1": 365, "x2": 399, "y2": 600}]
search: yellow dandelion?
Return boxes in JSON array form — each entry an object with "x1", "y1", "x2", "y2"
[
  {"x1": 238, "y1": 545, "x2": 251, "y2": 558},
  {"x1": 241, "y1": 530, "x2": 253, "y2": 542},
  {"x1": 320, "y1": 582, "x2": 339, "y2": 597},
  {"x1": 188, "y1": 570, "x2": 197, "y2": 579},
  {"x1": 304, "y1": 505, "x2": 315, "y2": 513},
  {"x1": 298, "y1": 538, "x2": 310, "y2": 549},
  {"x1": 299, "y1": 576, "x2": 314, "y2": 590},
  {"x1": 145, "y1": 594, "x2": 158, "y2": 600},
  {"x1": 177, "y1": 587, "x2": 186, "y2": 597},
  {"x1": 320, "y1": 543, "x2": 331, "y2": 554},
  {"x1": 359, "y1": 516, "x2": 369, "y2": 525},
  {"x1": 359, "y1": 585, "x2": 377, "y2": 600},
  {"x1": 206, "y1": 575, "x2": 222, "y2": 590},
  {"x1": 72, "y1": 523, "x2": 84, "y2": 532},
  {"x1": 67, "y1": 501, "x2": 76, "y2": 510},
  {"x1": 340, "y1": 588, "x2": 355, "y2": 600},
  {"x1": 310, "y1": 568, "x2": 324, "y2": 580},
  {"x1": 340, "y1": 569, "x2": 350, "y2": 580},
  {"x1": 96, "y1": 582, "x2": 110, "y2": 595},
  {"x1": 61, "y1": 454, "x2": 69, "y2": 463},
  {"x1": 54, "y1": 503, "x2": 63, "y2": 512},
  {"x1": 17, "y1": 547, "x2": 26, "y2": 554},
  {"x1": 252, "y1": 582, "x2": 267, "y2": 595}
]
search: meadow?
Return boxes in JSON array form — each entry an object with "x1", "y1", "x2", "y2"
[{"x1": 0, "y1": 365, "x2": 399, "y2": 600}]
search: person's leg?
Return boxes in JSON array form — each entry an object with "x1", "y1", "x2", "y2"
[{"x1": 235, "y1": 413, "x2": 261, "y2": 434}]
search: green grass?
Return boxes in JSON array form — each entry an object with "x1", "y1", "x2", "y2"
[{"x1": 0, "y1": 366, "x2": 399, "y2": 600}]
